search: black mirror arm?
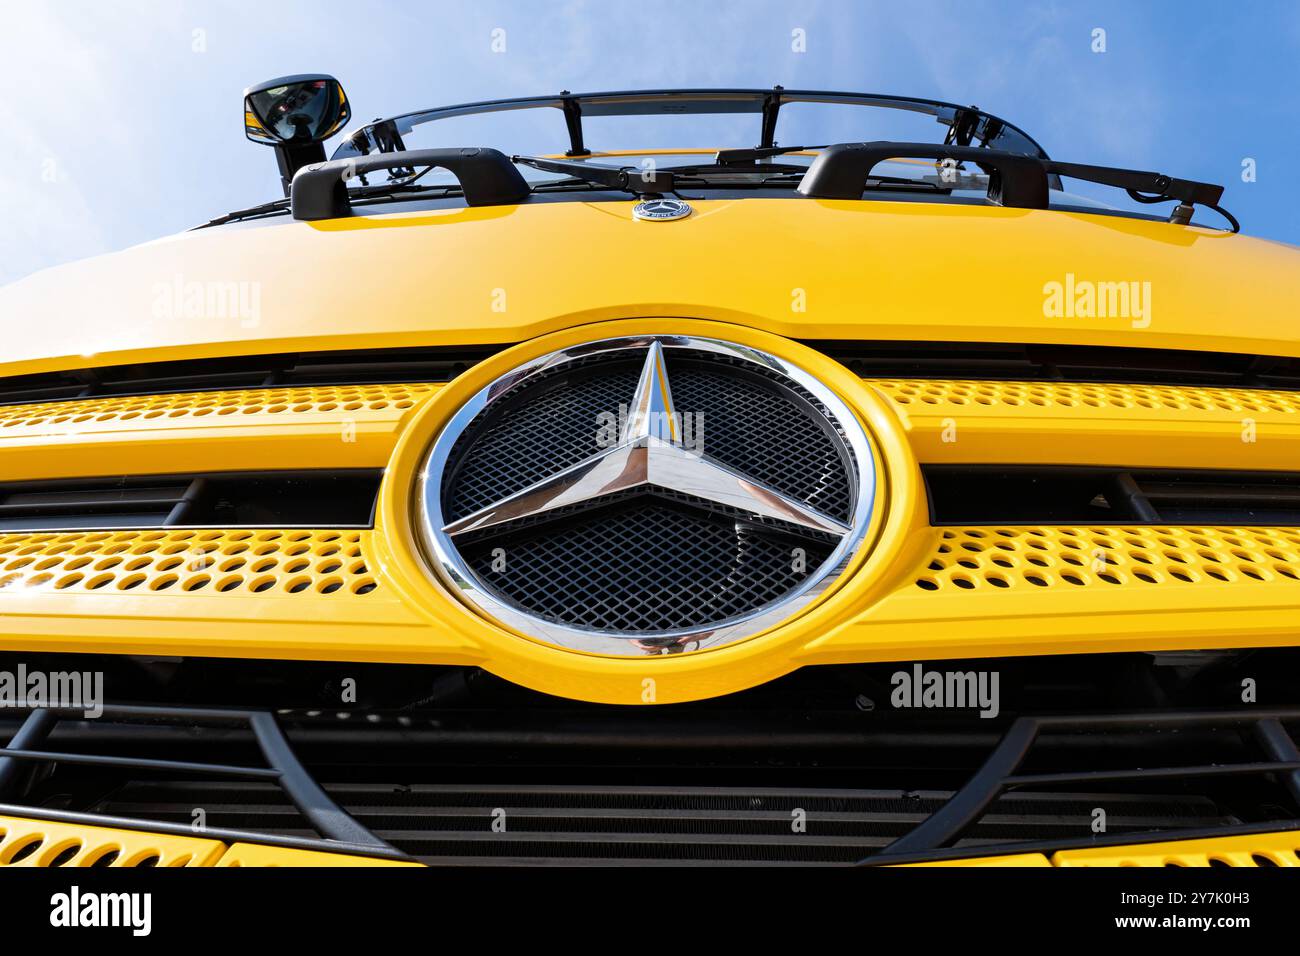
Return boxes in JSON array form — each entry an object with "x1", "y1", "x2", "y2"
[{"x1": 273, "y1": 142, "x2": 327, "y2": 197}]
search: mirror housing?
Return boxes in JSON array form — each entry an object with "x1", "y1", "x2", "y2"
[{"x1": 244, "y1": 74, "x2": 351, "y2": 195}]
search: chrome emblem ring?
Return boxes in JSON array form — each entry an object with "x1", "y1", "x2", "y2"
[{"x1": 416, "y1": 336, "x2": 877, "y2": 656}]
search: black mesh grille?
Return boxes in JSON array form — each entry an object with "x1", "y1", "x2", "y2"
[
  {"x1": 461, "y1": 502, "x2": 834, "y2": 632},
  {"x1": 669, "y1": 363, "x2": 851, "y2": 521},
  {"x1": 438, "y1": 345, "x2": 857, "y2": 634},
  {"x1": 444, "y1": 361, "x2": 642, "y2": 522}
]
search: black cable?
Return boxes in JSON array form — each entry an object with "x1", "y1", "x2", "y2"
[
  {"x1": 1125, "y1": 188, "x2": 1239, "y2": 233},
  {"x1": 1125, "y1": 188, "x2": 1170, "y2": 204},
  {"x1": 1207, "y1": 202, "x2": 1241, "y2": 234}
]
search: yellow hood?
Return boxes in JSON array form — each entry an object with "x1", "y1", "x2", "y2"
[{"x1": 2, "y1": 196, "x2": 1297, "y2": 378}]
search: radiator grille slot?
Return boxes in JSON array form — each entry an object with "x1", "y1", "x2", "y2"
[
  {"x1": 3, "y1": 340, "x2": 1297, "y2": 406},
  {"x1": 95, "y1": 780, "x2": 1233, "y2": 866},
  {"x1": 0, "y1": 347, "x2": 497, "y2": 406},
  {"x1": 812, "y1": 340, "x2": 1300, "y2": 390},
  {"x1": 925, "y1": 466, "x2": 1300, "y2": 526},
  {"x1": 0, "y1": 478, "x2": 195, "y2": 530},
  {"x1": 0, "y1": 470, "x2": 380, "y2": 532}
]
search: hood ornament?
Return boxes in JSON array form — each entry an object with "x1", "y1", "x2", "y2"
[{"x1": 632, "y1": 197, "x2": 692, "y2": 221}]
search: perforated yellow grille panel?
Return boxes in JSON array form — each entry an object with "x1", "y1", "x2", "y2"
[
  {"x1": 872, "y1": 378, "x2": 1300, "y2": 471},
  {"x1": 0, "y1": 383, "x2": 439, "y2": 481},
  {"x1": 0, "y1": 383, "x2": 435, "y2": 430},
  {"x1": 0, "y1": 814, "x2": 224, "y2": 867},
  {"x1": 216, "y1": 843, "x2": 420, "y2": 867},
  {"x1": 920, "y1": 830, "x2": 1300, "y2": 867},
  {"x1": 0, "y1": 815, "x2": 413, "y2": 866},
  {"x1": 1052, "y1": 830, "x2": 1300, "y2": 867},
  {"x1": 0, "y1": 529, "x2": 379, "y2": 597},
  {"x1": 914, "y1": 526, "x2": 1300, "y2": 593},
  {"x1": 875, "y1": 379, "x2": 1300, "y2": 415}
]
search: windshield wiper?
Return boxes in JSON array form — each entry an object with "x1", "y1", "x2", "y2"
[
  {"x1": 198, "y1": 198, "x2": 291, "y2": 228},
  {"x1": 714, "y1": 144, "x2": 829, "y2": 165},
  {"x1": 512, "y1": 155, "x2": 676, "y2": 194}
]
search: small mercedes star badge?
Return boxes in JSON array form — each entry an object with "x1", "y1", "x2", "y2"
[{"x1": 631, "y1": 197, "x2": 692, "y2": 221}]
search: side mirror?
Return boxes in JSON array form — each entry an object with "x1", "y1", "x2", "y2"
[{"x1": 244, "y1": 74, "x2": 351, "y2": 195}]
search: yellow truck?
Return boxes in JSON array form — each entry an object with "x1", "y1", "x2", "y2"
[{"x1": 0, "y1": 80, "x2": 1297, "y2": 868}]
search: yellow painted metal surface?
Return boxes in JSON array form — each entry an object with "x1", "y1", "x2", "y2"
[
  {"x1": 0, "y1": 383, "x2": 435, "y2": 481},
  {"x1": 215, "y1": 843, "x2": 420, "y2": 867},
  {"x1": 1, "y1": 198, "x2": 1297, "y2": 381},
  {"x1": 901, "y1": 853, "x2": 1052, "y2": 867},
  {"x1": 1051, "y1": 830, "x2": 1300, "y2": 867},
  {"x1": 875, "y1": 378, "x2": 1300, "y2": 469},
  {"x1": 0, "y1": 814, "x2": 414, "y2": 867},
  {"x1": 918, "y1": 830, "x2": 1300, "y2": 867}
]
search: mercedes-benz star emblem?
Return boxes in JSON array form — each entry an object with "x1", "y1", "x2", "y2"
[
  {"x1": 442, "y1": 342, "x2": 850, "y2": 540},
  {"x1": 418, "y1": 335, "x2": 876, "y2": 656},
  {"x1": 631, "y1": 197, "x2": 692, "y2": 221}
]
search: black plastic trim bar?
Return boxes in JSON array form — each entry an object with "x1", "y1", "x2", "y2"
[
  {"x1": 248, "y1": 711, "x2": 380, "y2": 848},
  {"x1": 0, "y1": 704, "x2": 406, "y2": 860},
  {"x1": 0, "y1": 708, "x2": 54, "y2": 796},
  {"x1": 871, "y1": 708, "x2": 1300, "y2": 862},
  {"x1": 1254, "y1": 718, "x2": 1300, "y2": 808},
  {"x1": 291, "y1": 147, "x2": 530, "y2": 220}
]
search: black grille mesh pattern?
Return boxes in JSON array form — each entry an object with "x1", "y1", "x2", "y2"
[
  {"x1": 668, "y1": 364, "x2": 852, "y2": 522},
  {"x1": 444, "y1": 361, "x2": 642, "y2": 522},
  {"x1": 461, "y1": 503, "x2": 834, "y2": 632},
  {"x1": 438, "y1": 345, "x2": 857, "y2": 634}
]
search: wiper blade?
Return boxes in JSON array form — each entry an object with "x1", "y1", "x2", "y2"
[
  {"x1": 512, "y1": 155, "x2": 676, "y2": 194},
  {"x1": 199, "y1": 198, "x2": 290, "y2": 228},
  {"x1": 714, "y1": 144, "x2": 828, "y2": 165}
]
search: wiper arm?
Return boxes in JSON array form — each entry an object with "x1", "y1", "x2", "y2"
[
  {"x1": 512, "y1": 155, "x2": 676, "y2": 194},
  {"x1": 714, "y1": 144, "x2": 828, "y2": 165}
]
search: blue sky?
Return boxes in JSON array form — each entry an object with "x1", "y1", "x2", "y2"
[{"x1": 3, "y1": 0, "x2": 1298, "y2": 286}]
